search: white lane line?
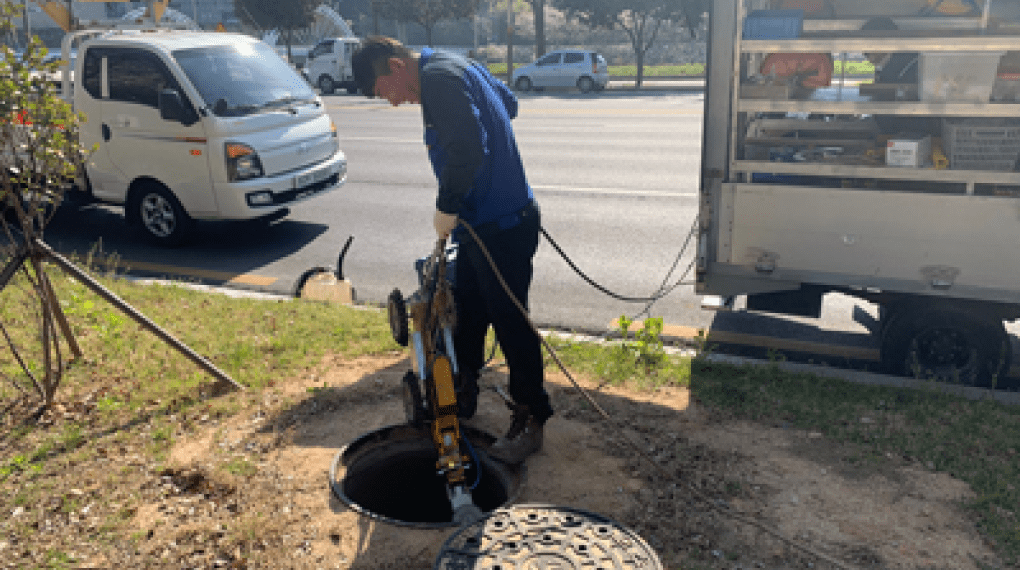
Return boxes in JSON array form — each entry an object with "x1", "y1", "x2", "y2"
[{"x1": 532, "y1": 184, "x2": 696, "y2": 197}]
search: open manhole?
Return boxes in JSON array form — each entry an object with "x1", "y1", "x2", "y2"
[
  {"x1": 434, "y1": 504, "x2": 663, "y2": 569},
  {"x1": 329, "y1": 424, "x2": 525, "y2": 528}
]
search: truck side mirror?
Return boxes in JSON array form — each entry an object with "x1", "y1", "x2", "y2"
[{"x1": 158, "y1": 89, "x2": 197, "y2": 126}]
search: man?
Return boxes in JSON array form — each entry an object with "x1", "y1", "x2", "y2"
[{"x1": 351, "y1": 37, "x2": 553, "y2": 465}]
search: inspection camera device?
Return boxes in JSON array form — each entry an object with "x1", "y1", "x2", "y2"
[{"x1": 386, "y1": 239, "x2": 483, "y2": 525}]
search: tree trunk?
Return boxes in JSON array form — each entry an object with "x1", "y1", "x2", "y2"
[{"x1": 531, "y1": 0, "x2": 545, "y2": 58}]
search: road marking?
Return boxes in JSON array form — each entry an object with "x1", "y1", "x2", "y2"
[
  {"x1": 533, "y1": 184, "x2": 696, "y2": 197},
  {"x1": 341, "y1": 136, "x2": 423, "y2": 143},
  {"x1": 99, "y1": 259, "x2": 277, "y2": 287},
  {"x1": 521, "y1": 108, "x2": 703, "y2": 115},
  {"x1": 325, "y1": 104, "x2": 703, "y2": 116}
]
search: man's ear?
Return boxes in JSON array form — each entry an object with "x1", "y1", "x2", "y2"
[{"x1": 387, "y1": 57, "x2": 405, "y2": 74}]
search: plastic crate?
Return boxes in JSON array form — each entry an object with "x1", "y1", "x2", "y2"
[
  {"x1": 743, "y1": 10, "x2": 803, "y2": 39},
  {"x1": 942, "y1": 118, "x2": 1020, "y2": 171},
  {"x1": 920, "y1": 52, "x2": 1004, "y2": 103}
]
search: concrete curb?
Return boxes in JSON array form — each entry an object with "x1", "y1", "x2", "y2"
[
  {"x1": 703, "y1": 353, "x2": 1020, "y2": 405},
  {"x1": 123, "y1": 278, "x2": 1020, "y2": 405}
]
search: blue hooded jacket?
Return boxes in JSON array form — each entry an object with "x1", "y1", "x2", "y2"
[{"x1": 419, "y1": 48, "x2": 534, "y2": 236}]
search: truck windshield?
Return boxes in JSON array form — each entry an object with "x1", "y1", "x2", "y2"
[{"x1": 173, "y1": 42, "x2": 316, "y2": 117}]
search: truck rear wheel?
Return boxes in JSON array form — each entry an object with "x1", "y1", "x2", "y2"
[
  {"x1": 131, "y1": 183, "x2": 193, "y2": 247},
  {"x1": 880, "y1": 304, "x2": 1012, "y2": 388},
  {"x1": 318, "y1": 75, "x2": 335, "y2": 95}
]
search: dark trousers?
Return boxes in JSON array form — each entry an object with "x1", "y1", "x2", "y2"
[{"x1": 454, "y1": 205, "x2": 553, "y2": 422}]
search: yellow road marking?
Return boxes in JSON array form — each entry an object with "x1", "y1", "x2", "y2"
[{"x1": 99, "y1": 259, "x2": 277, "y2": 287}]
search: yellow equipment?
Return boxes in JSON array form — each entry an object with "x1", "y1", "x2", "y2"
[{"x1": 387, "y1": 239, "x2": 482, "y2": 524}]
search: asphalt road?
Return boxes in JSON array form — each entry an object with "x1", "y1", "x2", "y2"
[{"x1": 37, "y1": 86, "x2": 970, "y2": 374}]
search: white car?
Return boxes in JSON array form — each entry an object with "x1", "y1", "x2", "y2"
[{"x1": 511, "y1": 50, "x2": 608, "y2": 93}]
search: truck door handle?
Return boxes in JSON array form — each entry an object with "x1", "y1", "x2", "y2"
[{"x1": 101, "y1": 124, "x2": 111, "y2": 141}]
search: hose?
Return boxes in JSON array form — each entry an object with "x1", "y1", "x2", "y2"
[
  {"x1": 462, "y1": 436, "x2": 482, "y2": 490},
  {"x1": 539, "y1": 215, "x2": 698, "y2": 305}
]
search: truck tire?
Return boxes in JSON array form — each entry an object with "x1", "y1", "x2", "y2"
[
  {"x1": 577, "y1": 76, "x2": 595, "y2": 93},
  {"x1": 318, "y1": 75, "x2": 335, "y2": 95},
  {"x1": 880, "y1": 304, "x2": 1012, "y2": 388},
  {"x1": 131, "y1": 183, "x2": 194, "y2": 247},
  {"x1": 346, "y1": 85, "x2": 358, "y2": 95},
  {"x1": 515, "y1": 77, "x2": 532, "y2": 92}
]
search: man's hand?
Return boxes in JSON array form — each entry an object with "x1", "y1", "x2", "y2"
[{"x1": 434, "y1": 210, "x2": 458, "y2": 239}]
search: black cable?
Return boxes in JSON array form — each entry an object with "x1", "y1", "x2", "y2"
[{"x1": 539, "y1": 215, "x2": 697, "y2": 304}]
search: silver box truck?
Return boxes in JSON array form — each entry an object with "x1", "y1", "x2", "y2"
[{"x1": 697, "y1": 0, "x2": 1020, "y2": 386}]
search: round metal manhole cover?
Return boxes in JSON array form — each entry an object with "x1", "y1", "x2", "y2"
[{"x1": 433, "y1": 504, "x2": 663, "y2": 570}]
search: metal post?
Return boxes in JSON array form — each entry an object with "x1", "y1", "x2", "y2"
[
  {"x1": 192, "y1": 0, "x2": 198, "y2": 28},
  {"x1": 22, "y1": 0, "x2": 31, "y2": 47},
  {"x1": 506, "y1": 0, "x2": 513, "y2": 81},
  {"x1": 34, "y1": 238, "x2": 244, "y2": 392}
]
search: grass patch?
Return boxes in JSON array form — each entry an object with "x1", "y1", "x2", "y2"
[
  {"x1": 689, "y1": 358, "x2": 1020, "y2": 564},
  {"x1": 1, "y1": 264, "x2": 1016, "y2": 566}
]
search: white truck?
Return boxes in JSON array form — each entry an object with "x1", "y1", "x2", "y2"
[
  {"x1": 303, "y1": 36, "x2": 362, "y2": 95},
  {"x1": 54, "y1": 20, "x2": 346, "y2": 245},
  {"x1": 697, "y1": 0, "x2": 1020, "y2": 387}
]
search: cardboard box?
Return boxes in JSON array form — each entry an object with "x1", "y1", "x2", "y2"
[{"x1": 886, "y1": 136, "x2": 932, "y2": 168}]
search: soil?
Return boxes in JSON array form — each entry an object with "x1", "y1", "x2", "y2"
[{"x1": 1, "y1": 352, "x2": 1005, "y2": 569}]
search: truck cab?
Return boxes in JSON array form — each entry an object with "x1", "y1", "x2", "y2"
[
  {"x1": 66, "y1": 29, "x2": 347, "y2": 245},
  {"x1": 303, "y1": 37, "x2": 362, "y2": 95}
]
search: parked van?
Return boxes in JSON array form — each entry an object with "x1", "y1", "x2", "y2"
[{"x1": 62, "y1": 28, "x2": 347, "y2": 245}]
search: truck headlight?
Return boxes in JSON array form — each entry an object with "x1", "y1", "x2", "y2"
[{"x1": 225, "y1": 142, "x2": 264, "y2": 181}]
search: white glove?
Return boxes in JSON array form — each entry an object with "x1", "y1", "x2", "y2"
[{"x1": 433, "y1": 210, "x2": 458, "y2": 239}]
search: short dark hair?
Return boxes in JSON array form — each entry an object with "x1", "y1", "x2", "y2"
[{"x1": 351, "y1": 36, "x2": 414, "y2": 98}]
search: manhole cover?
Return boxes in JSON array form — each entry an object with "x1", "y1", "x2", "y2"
[{"x1": 434, "y1": 504, "x2": 663, "y2": 569}]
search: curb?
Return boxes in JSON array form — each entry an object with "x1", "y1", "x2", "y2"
[{"x1": 702, "y1": 353, "x2": 1020, "y2": 406}]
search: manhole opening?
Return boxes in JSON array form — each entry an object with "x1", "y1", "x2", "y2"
[{"x1": 332, "y1": 424, "x2": 524, "y2": 528}]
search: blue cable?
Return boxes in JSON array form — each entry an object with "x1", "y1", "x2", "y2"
[{"x1": 463, "y1": 437, "x2": 482, "y2": 490}]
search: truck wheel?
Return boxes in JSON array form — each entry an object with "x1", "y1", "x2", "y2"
[
  {"x1": 346, "y1": 86, "x2": 358, "y2": 95},
  {"x1": 880, "y1": 305, "x2": 1011, "y2": 387},
  {"x1": 577, "y1": 76, "x2": 595, "y2": 93},
  {"x1": 131, "y1": 183, "x2": 193, "y2": 247},
  {"x1": 515, "y1": 77, "x2": 532, "y2": 92},
  {"x1": 318, "y1": 75, "x2": 335, "y2": 95}
]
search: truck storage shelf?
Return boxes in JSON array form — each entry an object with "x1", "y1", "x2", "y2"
[
  {"x1": 738, "y1": 99, "x2": 1020, "y2": 116},
  {"x1": 732, "y1": 160, "x2": 1020, "y2": 184},
  {"x1": 741, "y1": 36, "x2": 1020, "y2": 53}
]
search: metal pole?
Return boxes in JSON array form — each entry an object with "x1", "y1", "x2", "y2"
[
  {"x1": 23, "y1": 0, "x2": 31, "y2": 47},
  {"x1": 192, "y1": 0, "x2": 198, "y2": 28},
  {"x1": 506, "y1": 0, "x2": 513, "y2": 82},
  {"x1": 34, "y1": 238, "x2": 245, "y2": 392}
]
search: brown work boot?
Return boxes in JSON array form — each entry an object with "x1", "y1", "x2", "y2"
[{"x1": 488, "y1": 405, "x2": 543, "y2": 465}]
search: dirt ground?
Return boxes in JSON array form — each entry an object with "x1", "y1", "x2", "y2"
[{"x1": 12, "y1": 352, "x2": 1004, "y2": 569}]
